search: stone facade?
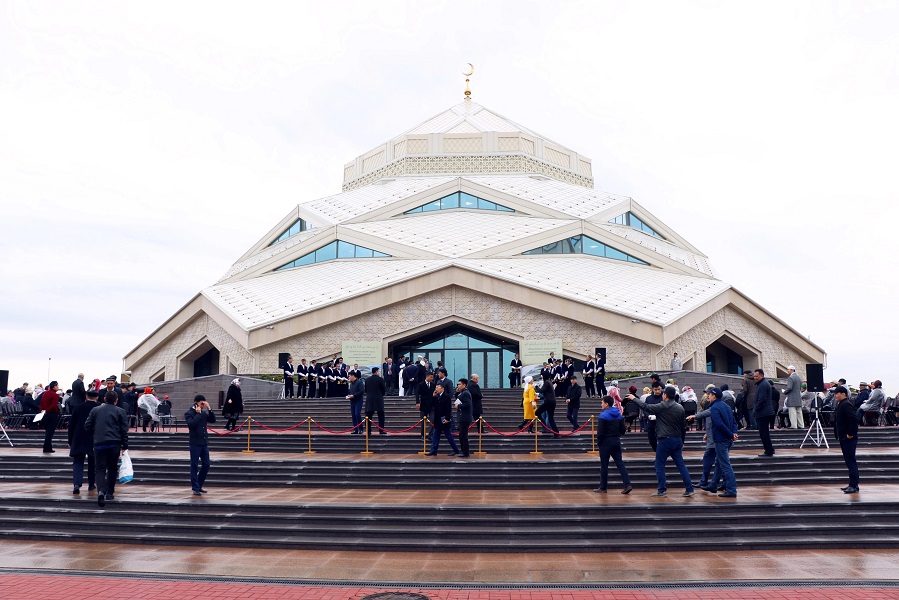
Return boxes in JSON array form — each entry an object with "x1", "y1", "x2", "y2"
[{"x1": 659, "y1": 307, "x2": 809, "y2": 380}]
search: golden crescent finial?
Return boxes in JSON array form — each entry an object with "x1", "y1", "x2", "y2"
[{"x1": 463, "y1": 63, "x2": 474, "y2": 100}]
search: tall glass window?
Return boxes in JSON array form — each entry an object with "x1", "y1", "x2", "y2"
[
  {"x1": 609, "y1": 212, "x2": 665, "y2": 239},
  {"x1": 270, "y1": 218, "x2": 311, "y2": 246},
  {"x1": 405, "y1": 192, "x2": 514, "y2": 214},
  {"x1": 522, "y1": 234, "x2": 648, "y2": 265},
  {"x1": 275, "y1": 241, "x2": 390, "y2": 271}
]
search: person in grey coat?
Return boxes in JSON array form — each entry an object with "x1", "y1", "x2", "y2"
[
  {"x1": 783, "y1": 365, "x2": 804, "y2": 428},
  {"x1": 857, "y1": 380, "x2": 885, "y2": 425},
  {"x1": 365, "y1": 367, "x2": 387, "y2": 435}
]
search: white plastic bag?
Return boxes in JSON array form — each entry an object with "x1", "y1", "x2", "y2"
[{"x1": 117, "y1": 450, "x2": 134, "y2": 484}]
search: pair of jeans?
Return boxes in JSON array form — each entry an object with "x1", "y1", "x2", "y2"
[
  {"x1": 189, "y1": 443, "x2": 211, "y2": 492},
  {"x1": 699, "y1": 445, "x2": 717, "y2": 487},
  {"x1": 840, "y1": 436, "x2": 859, "y2": 487},
  {"x1": 72, "y1": 452, "x2": 95, "y2": 488},
  {"x1": 712, "y1": 440, "x2": 737, "y2": 494},
  {"x1": 654, "y1": 437, "x2": 693, "y2": 494},
  {"x1": 757, "y1": 418, "x2": 775, "y2": 455},
  {"x1": 430, "y1": 421, "x2": 459, "y2": 454},
  {"x1": 94, "y1": 446, "x2": 121, "y2": 496},
  {"x1": 598, "y1": 438, "x2": 631, "y2": 490},
  {"x1": 350, "y1": 399, "x2": 363, "y2": 432},
  {"x1": 566, "y1": 404, "x2": 579, "y2": 430}
]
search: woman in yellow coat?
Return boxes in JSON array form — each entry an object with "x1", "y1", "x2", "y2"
[{"x1": 518, "y1": 376, "x2": 537, "y2": 433}]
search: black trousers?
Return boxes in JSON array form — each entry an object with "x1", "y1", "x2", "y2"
[
  {"x1": 366, "y1": 410, "x2": 385, "y2": 434},
  {"x1": 284, "y1": 377, "x2": 294, "y2": 398},
  {"x1": 597, "y1": 379, "x2": 608, "y2": 396},
  {"x1": 646, "y1": 420, "x2": 657, "y2": 451},
  {"x1": 757, "y1": 418, "x2": 775, "y2": 455},
  {"x1": 308, "y1": 380, "x2": 317, "y2": 398},
  {"x1": 94, "y1": 446, "x2": 121, "y2": 496},
  {"x1": 510, "y1": 373, "x2": 521, "y2": 387},
  {"x1": 534, "y1": 402, "x2": 559, "y2": 435},
  {"x1": 458, "y1": 419, "x2": 471, "y2": 455},
  {"x1": 584, "y1": 377, "x2": 596, "y2": 397},
  {"x1": 42, "y1": 413, "x2": 60, "y2": 452},
  {"x1": 840, "y1": 437, "x2": 859, "y2": 487},
  {"x1": 599, "y1": 438, "x2": 632, "y2": 490},
  {"x1": 297, "y1": 379, "x2": 307, "y2": 398},
  {"x1": 318, "y1": 381, "x2": 327, "y2": 398}
]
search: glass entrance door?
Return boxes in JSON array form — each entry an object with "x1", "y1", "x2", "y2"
[{"x1": 471, "y1": 350, "x2": 501, "y2": 388}]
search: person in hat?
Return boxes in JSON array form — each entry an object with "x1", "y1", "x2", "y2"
[
  {"x1": 223, "y1": 378, "x2": 243, "y2": 431},
  {"x1": 594, "y1": 395, "x2": 633, "y2": 494},
  {"x1": 857, "y1": 380, "x2": 885, "y2": 425},
  {"x1": 832, "y1": 386, "x2": 860, "y2": 493},
  {"x1": 708, "y1": 387, "x2": 739, "y2": 497},
  {"x1": 68, "y1": 389, "x2": 100, "y2": 494},
  {"x1": 38, "y1": 381, "x2": 62, "y2": 453},
  {"x1": 783, "y1": 365, "x2": 804, "y2": 429}
]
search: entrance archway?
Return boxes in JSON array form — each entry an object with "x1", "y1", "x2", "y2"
[
  {"x1": 177, "y1": 339, "x2": 220, "y2": 379},
  {"x1": 704, "y1": 332, "x2": 760, "y2": 375},
  {"x1": 390, "y1": 324, "x2": 519, "y2": 389}
]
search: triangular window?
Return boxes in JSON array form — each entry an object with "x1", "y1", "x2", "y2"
[
  {"x1": 609, "y1": 212, "x2": 665, "y2": 239},
  {"x1": 405, "y1": 192, "x2": 514, "y2": 214},
  {"x1": 269, "y1": 218, "x2": 311, "y2": 246},
  {"x1": 523, "y1": 235, "x2": 648, "y2": 265},
  {"x1": 275, "y1": 241, "x2": 390, "y2": 271}
]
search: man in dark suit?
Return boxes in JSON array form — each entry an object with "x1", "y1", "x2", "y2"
[
  {"x1": 283, "y1": 356, "x2": 295, "y2": 398},
  {"x1": 382, "y1": 358, "x2": 397, "y2": 396},
  {"x1": 346, "y1": 371, "x2": 365, "y2": 434},
  {"x1": 296, "y1": 359, "x2": 308, "y2": 398},
  {"x1": 70, "y1": 373, "x2": 86, "y2": 412},
  {"x1": 566, "y1": 374, "x2": 582, "y2": 431},
  {"x1": 68, "y1": 389, "x2": 99, "y2": 494},
  {"x1": 416, "y1": 372, "x2": 435, "y2": 438},
  {"x1": 535, "y1": 378, "x2": 560, "y2": 438},
  {"x1": 365, "y1": 367, "x2": 387, "y2": 435},
  {"x1": 307, "y1": 360, "x2": 317, "y2": 399},
  {"x1": 454, "y1": 378, "x2": 473, "y2": 457},
  {"x1": 469, "y1": 374, "x2": 484, "y2": 433},
  {"x1": 833, "y1": 385, "x2": 860, "y2": 493},
  {"x1": 426, "y1": 382, "x2": 460, "y2": 456},
  {"x1": 509, "y1": 354, "x2": 523, "y2": 388},
  {"x1": 753, "y1": 369, "x2": 775, "y2": 457},
  {"x1": 403, "y1": 361, "x2": 419, "y2": 397}
]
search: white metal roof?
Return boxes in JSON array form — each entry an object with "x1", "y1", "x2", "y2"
[
  {"x1": 220, "y1": 228, "x2": 323, "y2": 281},
  {"x1": 204, "y1": 259, "x2": 451, "y2": 329},
  {"x1": 454, "y1": 257, "x2": 729, "y2": 326},
  {"x1": 402, "y1": 101, "x2": 542, "y2": 137},
  {"x1": 594, "y1": 223, "x2": 716, "y2": 277},
  {"x1": 342, "y1": 211, "x2": 577, "y2": 258},
  {"x1": 466, "y1": 175, "x2": 630, "y2": 220}
]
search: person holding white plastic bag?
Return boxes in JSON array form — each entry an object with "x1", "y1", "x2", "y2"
[{"x1": 84, "y1": 391, "x2": 129, "y2": 508}]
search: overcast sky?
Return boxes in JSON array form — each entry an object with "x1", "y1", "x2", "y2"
[{"x1": 2, "y1": 1, "x2": 897, "y2": 392}]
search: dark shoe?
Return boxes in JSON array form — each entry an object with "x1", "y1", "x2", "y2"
[
  {"x1": 447, "y1": 451, "x2": 459, "y2": 456},
  {"x1": 459, "y1": 454, "x2": 470, "y2": 458},
  {"x1": 88, "y1": 485, "x2": 96, "y2": 491},
  {"x1": 718, "y1": 492, "x2": 738, "y2": 498},
  {"x1": 593, "y1": 488, "x2": 607, "y2": 493},
  {"x1": 717, "y1": 486, "x2": 726, "y2": 492},
  {"x1": 73, "y1": 487, "x2": 80, "y2": 495},
  {"x1": 193, "y1": 490, "x2": 203, "y2": 496},
  {"x1": 650, "y1": 492, "x2": 666, "y2": 497},
  {"x1": 42, "y1": 450, "x2": 55, "y2": 454},
  {"x1": 106, "y1": 495, "x2": 114, "y2": 501},
  {"x1": 199, "y1": 488, "x2": 208, "y2": 493},
  {"x1": 97, "y1": 494, "x2": 105, "y2": 507},
  {"x1": 425, "y1": 452, "x2": 437, "y2": 456},
  {"x1": 843, "y1": 486, "x2": 859, "y2": 494},
  {"x1": 682, "y1": 490, "x2": 695, "y2": 497},
  {"x1": 757, "y1": 453, "x2": 774, "y2": 457},
  {"x1": 621, "y1": 486, "x2": 633, "y2": 495},
  {"x1": 698, "y1": 484, "x2": 711, "y2": 492}
]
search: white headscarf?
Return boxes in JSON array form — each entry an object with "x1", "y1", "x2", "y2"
[
  {"x1": 231, "y1": 378, "x2": 241, "y2": 387},
  {"x1": 524, "y1": 375, "x2": 533, "y2": 387}
]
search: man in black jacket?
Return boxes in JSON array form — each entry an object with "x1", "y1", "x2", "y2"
[
  {"x1": 346, "y1": 372, "x2": 365, "y2": 434},
  {"x1": 403, "y1": 362, "x2": 419, "y2": 397},
  {"x1": 84, "y1": 391, "x2": 129, "y2": 507},
  {"x1": 565, "y1": 374, "x2": 582, "y2": 431},
  {"x1": 454, "y1": 379, "x2": 473, "y2": 458},
  {"x1": 365, "y1": 367, "x2": 387, "y2": 435},
  {"x1": 185, "y1": 395, "x2": 216, "y2": 496},
  {"x1": 833, "y1": 385, "x2": 860, "y2": 493},
  {"x1": 426, "y1": 382, "x2": 460, "y2": 456},
  {"x1": 68, "y1": 389, "x2": 99, "y2": 494},
  {"x1": 416, "y1": 372, "x2": 435, "y2": 438},
  {"x1": 296, "y1": 359, "x2": 308, "y2": 398},
  {"x1": 535, "y1": 379, "x2": 560, "y2": 438},
  {"x1": 468, "y1": 374, "x2": 484, "y2": 433},
  {"x1": 70, "y1": 373, "x2": 86, "y2": 412},
  {"x1": 753, "y1": 369, "x2": 776, "y2": 457},
  {"x1": 382, "y1": 358, "x2": 398, "y2": 396},
  {"x1": 283, "y1": 356, "x2": 295, "y2": 398}
]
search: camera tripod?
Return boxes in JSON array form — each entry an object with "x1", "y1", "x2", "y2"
[
  {"x1": 0, "y1": 419, "x2": 12, "y2": 447},
  {"x1": 800, "y1": 408, "x2": 829, "y2": 449}
]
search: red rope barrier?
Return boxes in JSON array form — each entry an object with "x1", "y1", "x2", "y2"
[
  {"x1": 251, "y1": 417, "x2": 308, "y2": 433},
  {"x1": 482, "y1": 420, "x2": 532, "y2": 437},
  {"x1": 310, "y1": 420, "x2": 364, "y2": 435},
  {"x1": 207, "y1": 418, "x2": 248, "y2": 436},
  {"x1": 537, "y1": 418, "x2": 590, "y2": 436},
  {"x1": 372, "y1": 419, "x2": 424, "y2": 434}
]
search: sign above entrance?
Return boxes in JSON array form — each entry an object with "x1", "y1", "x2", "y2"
[
  {"x1": 342, "y1": 340, "x2": 382, "y2": 367},
  {"x1": 521, "y1": 339, "x2": 562, "y2": 366}
]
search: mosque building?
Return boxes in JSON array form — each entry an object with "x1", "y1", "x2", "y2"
[{"x1": 124, "y1": 80, "x2": 825, "y2": 387}]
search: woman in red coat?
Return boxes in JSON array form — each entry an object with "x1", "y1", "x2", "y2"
[{"x1": 38, "y1": 381, "x2": 61, "y2": 453}]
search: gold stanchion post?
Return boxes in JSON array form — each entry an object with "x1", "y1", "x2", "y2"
[
  {"x1": 474, "y1": 416, "x2": 487, "y2": 457},
  {"x1": 587, "y1": 415, "x2": 599, "y2": 455},
  {"x1": 304, "y1": 417, "x2": 316, "y2": 455},
  {"x1": 360, "y1": 417, "x2": 374, "y2": 456},
  {"x1": 242, "y1": 416, "x2": 255, "y2": 453},
  {"x1": 530, "y1": 418, "x2": 542, "y2": 456}
]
